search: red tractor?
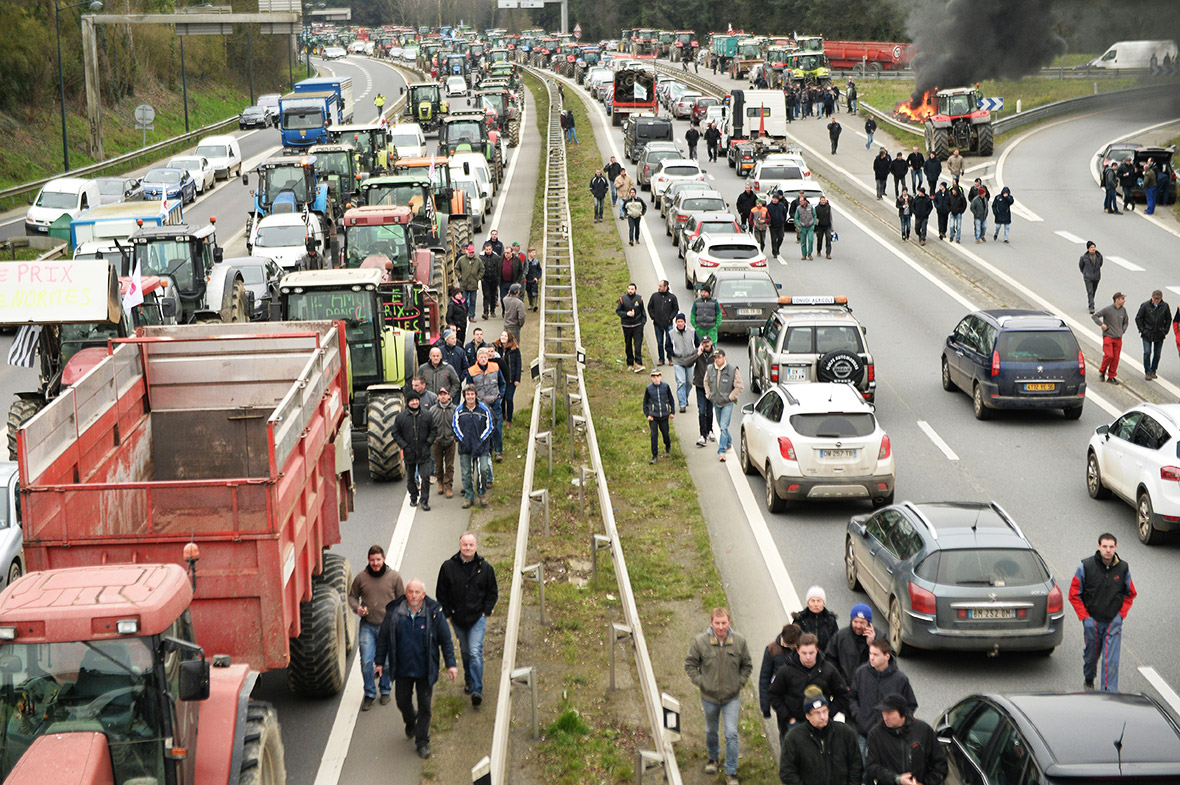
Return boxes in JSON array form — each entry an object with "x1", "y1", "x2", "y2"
[{"x1": 924, "y1": 87, "x2": 994, "y2": 159}]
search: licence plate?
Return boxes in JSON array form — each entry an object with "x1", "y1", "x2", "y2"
[
  {"x1": 968, "y1": 608, "x2": 1016, "y2": 620},
  {"x1": 737, "y1": 308, "x2": 761, "y2": 316},
  {"x1": 820, "y1": 449, "x2": 855, "y2": 459},
  {"x1": 783, "y1": 366, "x2": 808, "y2": 382},
  {"x1": 1023, "y1": 383, "x2": 1056, "y2": 392}
]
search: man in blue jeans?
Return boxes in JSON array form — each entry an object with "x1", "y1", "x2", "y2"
[
  {"x1": 436, "y1": 532, "x2": 499, "y2": 707},
  {"x1": 348, "y1": 545, "x2": 406, "y2": 711},
  {"x1": 1068, "y1": 533, "x2": 1136, "y2": 691},
  {"x1": 1135, "y1": 289, "x2": 1170, "y2": 380},
  {"x1": 685, "y1": 607, "x2": 751, "y2": 785},
  {"x1": 703, "y1": 349, "x2": 744, "y2": 462}
]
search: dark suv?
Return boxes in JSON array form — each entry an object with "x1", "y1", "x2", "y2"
[
  {"x1": 941, "y1": 309, "x2": 1086, "y2": 421},
  {"x1": 623, "y1": 114, "x2": 674, "y2": 163}
]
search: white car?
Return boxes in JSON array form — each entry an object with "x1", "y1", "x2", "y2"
[
  {"x1": 168, "y1": 156, "x2": 216, "y2": 193},
  {"x1": 758, "y1": 179, "x2": 826, "y2": 231},
  {"x1": 452, "y1": 175, "x2": 487, "y2": 231},
  {"x1": 650, "y1": 159, "x2": 705, "y2": 208},
  {"x1": 683, "y1": 231, "x2": 767, "y2": 290},
  {"x1": 323, "y1": 46, "x2": 347, "y2": 60},
  {"x1": 739, "y1": 382, "x2": 895, "y2": 513},
  {"x1": 247, "y1": 213, "x2": 325, "y2": 271},
  {"x1": 445, "y1": 76, "x2": 468, "y2": 97},
  {"x1": 1087, "y1": 402, "x2": 1180, "y2": 545},
  {"x1": 451, "y1": 152, "x2": 495, "y2": 202},
  {"x1": 672, "y1": 91, "x2": 701, "y2": 119},
  {"x1": 750, "y1": 153, "x2": 812, "y2": 191},
  {"x1": 388, "y1": 123, "x2": 427, "y2": 158}
]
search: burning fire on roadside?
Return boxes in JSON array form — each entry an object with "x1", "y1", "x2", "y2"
[{"x1": 893, "y1": 89, "x2": 937, "y2": 123}]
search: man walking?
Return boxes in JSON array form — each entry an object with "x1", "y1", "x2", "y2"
[
  {"x1": 429, "y1": 386, "x2": 457, "y2": 498},
  {"x1": 453, "y1": 386, "x2": 494, "y2": 508},
  {"x1": 969, "y1": 186, "x2": 988, "y2": 244},
  {"x1": 704, "y1": 349, "x2": 743, "y2": 462},
  {"x1": 1093, "y1": 292, "x2": 1128, "y2": 385},
  {"x1": 649, "y1": 280, "x2": 679, "y2": 367},
  {"x1": 794, "y1": 194, "x2": 816, "y2": 260},
  {"x1": 502, "y1": 283, "x2": 526, "y2": 342},
  {"x1": 467, "y1": 346, "x2": 505, "y2": 461},
  {"x1": 373, "y1": 579, "x2": 458, "y2": 760},
  {"x1": 1103, "y1": 161, "x2": 1121, "y2": 214},
  {"x1": 436, "y1": 532, "x2": 498, "y2": 708},
  {"x1": 1117, "y1": 156, "x2": 1137, "y2": 212},
  {"x1": 912, "y1": 185, "x2": 933, "y2": 246},
  {"x1": 932, "y1": 181, "x2": 950, "y2": 240},
  {"x1": 827, "y1": 117, "x2": 841, "y2": 154},
  {"x1": 864, "y1": 116, "x2": 877, "y2": 150},
  {"x1": 705, "y1": 122, "x2": 722, "y2": 162},
  {"x1": 749, "y1": 199, "x2": 769, "y2": 250},
  {"x1": 622, "y1": 188, "x2": 646, "y2": 245},
  {"x1": 691, "y1": 285, "x2": 720, "y2": 345},
  {"x1": 825, "y1": 603, "x2": 874, "y2": 683},
  {"x1": 422, "y1": 346, "x2": 460, "y2": 396},
  {"x1": 479, "y1": 241, "x2": 501, "y2": 320},
  {"x1": 1144, "y1": 157, "x2": 1158, "y2": 214},
  {"x1": 767, "y1": 192, "x2": 789, "y2": 258},
  {"x1": 685, "y1": 123, "x2": 701, "y2": 160},
  {"x1": 1068, "y1": 533, "x2": 1136, "y2": 691},
  {"x1": 923, "y1": 153, "x2": 942, "y2": 193},
  {"x1": 991, "y1": 186, "x2": 1014, "y2": 242},
  {"x1": 604, "y1": 155, "x2": 622, "y2": 207},
  {"x1": 890, "y1": 152, "x2": 908, "y2": 198},
  {"x1": 947, "y1": 181, "x2": 967, "y2": 243},
  {"x1": 590, "y1": 168, "x2": 609, "y2": 222},
  {"x1": 669, "y1": 314, "x2": 697, "y2": 412},
  {"x1": 814, "y1": 196, "x2": 834, "y2": 259},
  {"x1": 349, "y1": 545, "x2": 406, "y2": 711},
  {"x1": 524, "y1": 246, "x2": 542, "y2": 311},
  {"x1": 615, "y1": 168, "x2": 636, "y2": 219},
  {"x1": 1136, "y1": 288, "x2": 1170, "y2": 380},
  {"x1": 693, "y1": 336, "x2": 716, "y2": 447},
  {"x1": 643, "y1": 369, "x2": 675, "y2": 464},
  {"x1": 393, "y1": 390, "x2": 437, "y2": 511},
  {"x1": 779, "y1": 691, "x2": 862, "y2": 785},
  {"x1": 872, "y1": 148, "x2": 890, "y2": 199},
  {"x1": 849, "y1": 637, "x2": 918, "y2": 755},
  {"x1": 456, "y1": 244, "x2": 483, "y2": 322},
  {"x1": 945, "y1": 148, "x2": 965, "y2": 180},
  {"x1": 865, "y1": 694, "x2": 948, "y2": 785},
  {"x1": 906, "y1": 146, "x2": 925, "y2": 193},
  {"x1": 736, "y1": 183, "x2": 758, "y2": 231},
  {"x1": 685, "y1": 607, "x2": 752, "y2": 785},
  {"x1": 617, "y1": 282, "x2": 647, "y2": 372},
  {"x1": 498, "y1": 242, "x2": 524, "y2": 310},
  {"x1": 1079, "y1": 241, "x2": 1103, "y2": 314}
]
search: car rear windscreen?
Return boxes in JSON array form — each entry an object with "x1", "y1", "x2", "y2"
[
  {"x1": 997, "y1": 330, "x2": 1079, "y2": 362},
  {"x1": 683, "y1": 198, "x2": 726, "y2": 212},
  {"x1": 708, "y1": 244, "x2": 759, "y2": 259},
  {"x1": 717, "y1": 278, "x2": 777, "y2": 299},
  {"x1": 930, "y1": 549, "x2": 1049, "y2": 587},
  {"x1": 637, "y1": 123, "x2": 672, "y2": 140},
  {"x1": 700, "y1": 221, "x2": 738, "y2": 234},
  {"x1": 761, "y1": 165, "x2": 803, "y2": 180},
  {"x1": 664, "y1": 166, "x2": 699, "y2": 176},
  {"x1": 789, "y1": 412, "x2": 876, "y2": 438}
]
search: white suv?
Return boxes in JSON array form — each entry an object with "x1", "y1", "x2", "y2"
[
  {"x1": 651, "y1": 159, "x2": 705, "y2": 208},
  {"x1": 1087, "y1": 403, "x2": 1180, "y2": 545},
  {"x1": 739, "y1": 382, "x2": 895, "y2": 513}
]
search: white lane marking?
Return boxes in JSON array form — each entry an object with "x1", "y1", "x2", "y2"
[
  {"x1": 1167, "y1": 286, "x2": 1180, "y2": 297},
  {"x1": 311, "y1": 493, "x2": 416, "y2": 785},
  {"x1": 964, "y1": 162, "x2": 991, "y2": 174},
  {"x1": 1107, "y1": 255, "x2": 1145, "y2": 272},
  {"x1": 916, "y1": 420, "x2": 959, "y2": 461},
  {"x1": 1009, "y1": 201, "x2": 1043, "y2": 222},
  {"x1": 1055, "y1": 230, "x2": 1085, "y2": 244},
  {"x1": 724, "y1": 455, "x2": 803, "y2": 617},
  {"x1": 1139, "y1": 666, "x2": 1180, "y2": 712}
]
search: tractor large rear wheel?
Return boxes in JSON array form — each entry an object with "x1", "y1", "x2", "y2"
[
  {"x1": 367, "y1": 393, "x2": 405, "y2": 481},
  {"x1": 430, "y1": 251, "x2": 447, "y2": 292},
  {"x1": 977, "y1": 123, "x2": 995, "y2": 156},
  {"x1": 239, "y1": 702, "x2": 285, "y2": 785},
  {"x1": 287, "y1": 581, "x2": 347, "y2": 697},
  {"x1": 316, "y1": 551, "x2": 357, "y2": 656},
  {"x1": 929, "y1": 126, "x2": 950, "y2": 160},
  {"x1": 493, "y1": 145, "x2": 504, "y2": 184},
  {"x1": 7, "y1": 398, "x2": 44, "y2": 460},
  {"x1": 223, "y1": 279, "x2": 249, "y2": 323},
  {"x1": 508, "y1": 119, "x2": 521, "y2": 148},
  {"x1": 446, "y1": 217, "x2": 473, "y2": 285}
]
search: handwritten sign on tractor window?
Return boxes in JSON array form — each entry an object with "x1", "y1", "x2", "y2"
[{"x1": 0, "y1": 261, "x2": 113, "y2": 324}]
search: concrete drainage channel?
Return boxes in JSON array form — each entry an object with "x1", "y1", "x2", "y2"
[{"x1": 479, "y1": 68, "x2": 684, "y2": 785}]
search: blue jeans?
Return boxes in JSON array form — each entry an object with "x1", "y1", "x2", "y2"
[
  {"x1": 673, "y1": 364, "x2": 691, "y2": 407},
  {"x1": 609, "y1": 181, "x2": 617, "y2": 204},
  {"x1": 499, "y1": 281, "x2": 513, "y2": 308},
  {"x1": 359, "y1": 621, "x2": 391, "y2": 698},
  {"x1": 1104, "y1": 186, "x2": 1118, "y2": 212},
  {"x1": 628, "y1": 216, "x2": 641, "y2": 243},
  {"x1": 865, "y1": 132, "x2": 874, "y2": 149},
  {"x1": 1083, "y1": 615, "x2": 1123, "y2": 691},
  {"x1": 459, "y1": 452, "x2": 492, "y2": 500},
  {"x1": 900, "y1": 214, "x2": 911, "y2": 238},
  {"x1": 1146, "y1": 187, "x2": 1157, "y2": 214},
  {"x1": 911, "y1": 170, "x2": 923, "y2": 193},
  {"x1": 696, "y1": 387, "x2": 714, "y2": 439},
  {"x1": 973, "y1": 217, "x2": 986, "y2": 241},
  {"x1": 464, "y1": 289, "x2": 478, "y2": 319},
  {"x1": 452, "y1": 615, "x2": 487, "y2": 696},
  {"x1": 713, "y1": 402, "x2": 733, "y2": 454},
  {"x1": 701, "y1": 696, "x2": 740, "y2": 774},
  {"x1": 994, "y1": 222, "x2": 1010, "y2": 241},
  {"x1": 491, "y1": 400, "x2": 504, "y2": 453},
  {"x1": 849, "y1": 98, "x2": 858, "y2": 114},
  {"x1": 566, "y1": 127, "x2": 578, "y2": 143},
  {"x1": 593, "y1": 195, "x2": 605, "y2": 219},
  {"x1": 949, "y1": 213, "x2": 963, "y2": 242},
  {"x1": 1143, "y1": 338, "x2": 1164, "y2": 374},
  {"x1": 654, "y1": 325, "x2": 673, "y2": 364}
]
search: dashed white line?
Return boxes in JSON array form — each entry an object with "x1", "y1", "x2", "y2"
[
  {"x1": 1167, "y1": 286, "x2": 1180, "y2": 297},
  {"x1": 916, "y1": 420, "x2": 959, "y2": 461},
  {"x1": 1107, "y1": 255, "x2": 1145, "y2": 272},
  {"x1": 1055, "y1": 230, "x2": 1085, "y2": 244}
]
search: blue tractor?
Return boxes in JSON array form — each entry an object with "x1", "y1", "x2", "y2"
[{"x1": 242, "y1": 152, "x2": 339, "y2": 263}]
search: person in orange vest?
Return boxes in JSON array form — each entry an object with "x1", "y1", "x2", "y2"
[{"x1": 748, "y1": 199, "x2": 769, "y2": 251}]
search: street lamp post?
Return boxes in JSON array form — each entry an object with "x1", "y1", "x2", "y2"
[{"x1": 55, "y1": 0, "x2": 103, "y2": 173}]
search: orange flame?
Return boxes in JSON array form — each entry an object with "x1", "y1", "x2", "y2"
[{"x1": 893, "y1": 89, "x2": 937, "y2": 123}]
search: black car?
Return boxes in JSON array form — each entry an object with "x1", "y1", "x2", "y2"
[
  {"x1": 705, "y1": 271, "x2": 782, "y2": 337},
  {"x1": 1126, "y1": 146, "x2": 1177, "y2": 204},
  {"x1": 239, "y1": 105, "x2": 272, "y2": 129},
  {"x1": 937, "y1": 692, "x2": 1180, "y2": 784},
  {"x1": 623, "y1": 114, "x2": 674, "y2": 163},
  {"x1": 941, "y1": 309, "x2": 1086, "y2": 421}
]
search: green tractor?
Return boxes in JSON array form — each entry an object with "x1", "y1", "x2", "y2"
[
  {"x1": 472, "y1": 83, "x2": 521, "y2": 148},
  {"x1": 438, "y1": 112, "x2": 504, "y2": 184},
  {"x1": 325, "y1": 124, "x2": 396, "y2": 175},
  {"x1": 308, "y1": 142, "x2": 363, "y2": 215},
  {"x1": 402, "y1": 82, "x2": 448, "y2": 134}
]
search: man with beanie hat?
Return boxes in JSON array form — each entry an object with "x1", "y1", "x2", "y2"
[
  {"x1": 849, "y1": 637, "x2": 918, "y2": 754},
  {"x1": 779, "y1": 686, "x2": 862, "y2": 785},
  {"x1": 865, "y1": 694, "x2": 947, "y2": 785},
  {"x1": 791, "y1": 586, "x2": 839, "y2": 652},
  {"x1": 825, "y1": 604, "x2": 875, "y2": 682},
  {"x1": 393, "y1": 389, "x2": 437, "y2": 510}
]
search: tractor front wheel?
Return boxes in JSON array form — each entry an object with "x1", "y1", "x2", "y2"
[
  {"x1": 238, "y1": 702, "x2": 286, "y2": 785},
  {"x1": 7, "y1": 398, "x2": 44, "y2": 460},
  {"x1": 367, "y1": 393, "x2": 405, "y2": 481}
]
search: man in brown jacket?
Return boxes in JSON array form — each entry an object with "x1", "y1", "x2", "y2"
[
  {"x1": 349, "y1": 545, "x2": 406, "y2": 710},
  {"x1": 614, "y1": 167, "x2": 636, "y2": 219}
]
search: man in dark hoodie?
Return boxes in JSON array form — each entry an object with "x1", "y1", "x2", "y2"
[
  {"x1": 890, "y1": 152, "x2": 909, "y2": 198},
  {"x1": 478, "y1": 241, "x2": 502, "y2": 320},
  {"x1": 760, "y1": 624, "x2": 801, "y2": 727},
  {"x1": 648, "y1": 279, "x2": 680, "y2": 367},
  {"x1": 779, "y1": 690, "x2": 862, "y2": 785},
  {"x1": 436, "y1": 532, "x2": 498, "y2": 708},
  {"x1": 932, "y1": 182, "x2": 951, "y2": 240},
  {"x1": 349, "y1": 545, "x2": 406, "y2": 711},
  {"x1": 872, "y1": 148, "x2": 891, "y2": 200},
  {"x1": 849, "y1": 637, "x2": 918, "y2": 752},
  {"x1": 814, "y1": 196, "x2": 834, "y2": 259},
  {"x1": 912, "y1": 185, "x2": 933, "y2": 246},
  {"x1": 768, "y1": 632, "x2": 850, "y2": 740},
  {"x1": 393, "y1": 389, "x2": 438, "y2": 511},
  {"x1": 866, "y1": 694, "x2": 948, "y2": 785},
  {"x1": 429, "y1": 386, "x2": 458, "y2": 498},
  {"x1": 736, "y1": 183, "x2": 758, "y2": 230}
]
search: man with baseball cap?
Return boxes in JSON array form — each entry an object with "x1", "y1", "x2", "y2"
[
  {"x1": 780, "y1": 686, "x2": 862, "y2": 785},
  {"x1": 642, "y1": 368, "x2": 675, "y2": 464},
  {"x1": 865, "y1": 693, "x2": 947, "y2": 785}
]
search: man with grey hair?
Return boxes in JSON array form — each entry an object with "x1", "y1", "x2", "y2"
[{"x1": 436, "y1": 532, "x2": 499, "y2": 708}]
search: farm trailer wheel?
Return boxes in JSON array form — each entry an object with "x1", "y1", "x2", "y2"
[{"x1": 287, "y1": 581, "x2": 347, "y2": 697}]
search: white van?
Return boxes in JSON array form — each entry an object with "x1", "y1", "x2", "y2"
[
  {"x1": 450, "y1": 152, "x2": 495, "y2": 202},
  {"x1": 247, "y1": 212, "x2": 325, "y2": 271},
  {"x1": 387, "y1": 123, "x2": 427, "y2": 158},
  {"x1": 25, "y1": 177, "x2": 101, "y2": 236},
  {"x1": 1088, "y1": 40, "x2": 1178, "y2": 70},
  {"x1": 195, "y1": 134, "x2": 243, "y2": 180}
]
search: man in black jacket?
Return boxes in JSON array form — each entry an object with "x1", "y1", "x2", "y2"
[
  {"x1": 648, "y1": 279, "x2": 679, "y2": 366},
  {"x1": 906, "y1": 146, "x2": 926, "y2": 193},
  {"x1": 604, "y1": 155, "x2": 623, "y2": 206},
  {"x1": 890, "y1": 152, "x2": 909, "y2": 198},
  {"x1": 736, "y1": 183, "x2": 758, "y2": 230},
  {"x1": 479, "y1": 242, "x2": 502, "y2": 320},
  {"x1": 779, "y1": 691, "x2": 862, "y2": 785},
  {"x1": 617, "y1": 282, "x2": 647, "y2": 372},
  {"x1": 872, "y1": 148, "x2": 890, "y2": 199},
  {"x1": 1069, "y1": 533, "x2": 1136, "y2": 691},
  {"x1": 912, "y1": 186, "x2": 933, "y2": 246},
  {"x1": 768, "y1": 633, "x2": 850, "y2": 740},
  {"x1": 1135, "y1": 289, "x2": 1171, "y2": 380},
  {"x1": 814, "y1": 196, "x2": 834, "y2": 259},
  {"x1": 849, "y1": 637, "x2": 918, "y2": 744},
  {"x1": 685, "y1": 123, "x2": 701, "y2": 160},
  {"x1": 393, "y1": 390, "x2": 437, "y2": 510},
  {"x1": 705, "y1": 122, "x2": 722, "y2": 162},
  {"x1": 767, "y1": 192, "x2": 789, "y2": 258},
  {"x1": 436, "y1": 532, "x2": 499, "y2": 707},
  {"x1": 589, "y1": 168, "x2": 609, "y2": 222},
  {"x1": 932, "y1": 182, "x2": 951, "y2": 240},
  {"x1": 866, "y1": 694, "x2": 948, "y2": 785},
  {"x1": 827, "y1": 117, "x2": 842, "y2": 154},
  {"x1": 826, "y1": 603, "x2": 874, "y2": 683},
  {"x1": 643, "y1": 369, "x2": 675, "y2": 463}
]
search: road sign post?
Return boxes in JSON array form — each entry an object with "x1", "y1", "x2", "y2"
[
  {"x1": 979, "y1": 96, "x2": 1005, "y2": 112},
  {"x1": 134, "y1": 103, "x2": 155, "y2": 147}
]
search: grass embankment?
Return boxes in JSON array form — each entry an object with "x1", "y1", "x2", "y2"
[{"x1": 494, "y1": 72, "x2": 778, "y2": 784}]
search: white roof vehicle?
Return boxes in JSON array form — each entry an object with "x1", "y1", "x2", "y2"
[
  {"x1": 750, "y1": 153, "x2": 812, "y2": 191},
  {"x1": 683, "y1": 231, "x2": 767, "y2": 290},
  {"x1": 445, "y1": 76, "x2": 468, "y2": 97},
  {"x1": 168, "y1": 155, "x2": 216, "y2": 193},
  {"x1": 195, "y1": 134, "x2": 243, "y2": 180},
  {"x1": 387, "y1": 123, "x2": 427, "y2": 158},
  {"x1": 651, "y1": 159, "x2": 705, "y2": 206},
  {"x1": 247, "y1": 213, "x2": 325, "y2": 271}
]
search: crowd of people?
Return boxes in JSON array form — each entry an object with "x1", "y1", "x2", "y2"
[{"x1": 1101, "y1": 154, "x2": 1171, "y2": 215}]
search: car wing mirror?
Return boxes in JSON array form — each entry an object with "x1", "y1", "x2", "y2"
[
  {"x1": 748, "y1": 326, "x2": 762, "y2": 338},
  {"x1": 935, "y1": 725, "x2": 953, "y2": 743},
  {"x1": 774, "y1": 283, "x2": 782, "y2": 290},
  {"x1": 1096, "y1": 424, "x2": 1110, "y2": 436},
  {"x1": 741, "y1": 403, "x2": 754, "y2": 415}
]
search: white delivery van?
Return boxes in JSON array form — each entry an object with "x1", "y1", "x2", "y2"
[
  {"x1": 1088, "y1": 40, "x2": 1178, "y2": 69},
  {"x1": 388, "y1": 123, "x2": 427, "y2": 158},
  {"x1": 721, "y1": 89, "x2": 789, "y2": 146},
  {"x1": 25, "y1": 177, "x2": 101, "y2": 236},
  {"x1": 195, "y1": 134, "x2": 243, "y2": 180}
]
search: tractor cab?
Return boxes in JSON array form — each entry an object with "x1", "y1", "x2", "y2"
[
  {"x1": 340, "y1": 205, "x2": 421, "y2": 278},
  {"x1": 327, "y1": 124, "x2": 393, "y2": 174},
  {"x1": 247, "y1": 154, "x2": 318, "y2": 216},
  {"x1": 795, "y1": 35, "x2": 825, "y2": 53},
  {"x1": 308, "y1": 143, "x2": 362, "y2": 204},
  {"x1": 487, "y1": 47, "x2": 510, "y2": 64},
  {"x1": 127, "y1": 222, "x2": 220, "y2": 319},
  {"x1": 404, "y1": 83, "x2": 447, "y2": 133},
  {"x1": 358, "y1": 175, "x2": 439, "y2": 243},
  {"x1": 937, "y1": 88, "x2": 981, "y2": 117}
]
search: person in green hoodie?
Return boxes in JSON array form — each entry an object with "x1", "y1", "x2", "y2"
[{"x1": 685, "y1": 607, "x2": 752, "y2": 785}]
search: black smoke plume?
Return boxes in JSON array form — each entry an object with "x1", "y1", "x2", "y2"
[{"x1": 906, "y1": 0, "x2": 1066, "y2": 104}]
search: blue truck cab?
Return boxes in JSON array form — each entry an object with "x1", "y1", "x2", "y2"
[{"x1": 282, "y1": 76, "x2": 355, "y2": 149}]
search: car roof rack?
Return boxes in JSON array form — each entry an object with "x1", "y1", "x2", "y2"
[
  {"x1": 901, "y1": 502, "x2": 937, "y2": 539},
  {"x1": 989, "y1": 501, "x2": 1025, "y2": 540}
]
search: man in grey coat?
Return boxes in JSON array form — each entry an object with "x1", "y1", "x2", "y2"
[
  {"x1": 1079, "y1": 241, "x2": 1103, "y2": 314},
  {"x1": 502, "y1": 283, "x2": 527, "y2": 342},
  {"x1": 669, "y1": 314, "x2": 698, "y2": 412},
  {"x1": 1093, "y1": 292, "x2": 1128, "y2": 384}
]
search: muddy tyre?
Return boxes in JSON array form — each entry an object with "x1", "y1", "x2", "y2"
[
  {"x1": 287, "y1": 582, "x2": 347, "y2": 697},
  {"x1": 239, "y1": 702, "x2": 286, "y2": 785},
  {"x1": 929, "y1": 127, "x2": 950, "y2": 161},
  {"x1": 367, "y1": 393, "x2": 405, "y2": 482},
  {"x1": 508, "y1": 119, "x2": 521, "y2": 148},
  {"x1": 446, "y1": 218, "x2": 473, "y2": 286},
  {"x1": 7, "y1": 398, "x2": 44, "y2": 460},
  {"x1": 223, "y1": 278, "x2": 249, "y2": 323},
  {"x1": 977, "y1": 123, "x2": 994, "y2": 156},
  {"x1": 317, "y1": 551, "x2": 357, "y2": 656}
]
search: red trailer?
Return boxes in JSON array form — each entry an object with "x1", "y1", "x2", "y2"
[
  {"x1": 15, "y1": 320, "x2": 357, "y2": 698},
  {"x1": 825, "y1": 40, "x2": 914, "y2": 73}
]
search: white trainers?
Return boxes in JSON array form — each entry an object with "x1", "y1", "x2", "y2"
[{"x1": 696, "y1": 437, "x2": 707, "y2": 447}]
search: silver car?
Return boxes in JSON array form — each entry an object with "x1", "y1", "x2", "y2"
[{"x1": 0, "y1": 463, "x2": 24, "y2": 588}]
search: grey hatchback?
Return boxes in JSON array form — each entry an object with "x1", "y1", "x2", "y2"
[{"x1": 844, "y1": 501, "x2": 1064, "y2": 655}]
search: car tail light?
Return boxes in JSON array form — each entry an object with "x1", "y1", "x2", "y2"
[
  {"x1": 1161, "y1": 466, "x2": 1180, "y2": 481},
  {"x1": 1047, "y1": 585, "x2": 1063, "y2": 614},
  {"x1": 770, "y1": 365, "x2": 779, "y2": 383},
  {"x1": 700, "y1": 257, "x2": 719, "y2": 268},
  {"x1": 778, "y1": 436, "x2": 796, "y2": 461},
  {"x1": 878, "y1": 434, "x2": 891, "y2": 460},
  {"x1": 1078, "y1": 349, "x2": 1086, "y2": 376},
  {"x1": 804, "y1": 170, "x2": 811, "y2": 177},
  {"x1": 677, "y1": 215, "x2": 688, "y2": 222},
  {"x1": 908, "y1": 582, "x2": 937, "y2": 615},
  {"x1": 867, "y1": 363, "x2": 875, "y2": 382},
  {"x1": 991, "y1": 349, "x2": 1000, "y2": 377},
  {"x1": 752, "y1": 259, "x2": 766, "y2": 268},
  {"x1": 754, "y1": 180, "x2": 760, "y2": 190}
]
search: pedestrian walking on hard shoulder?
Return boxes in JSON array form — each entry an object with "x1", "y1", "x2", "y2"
[
  {"x1": 814, "y1": 196, "x2": 834, "y2": 259},
  {"x1": 691, "y1": 285, "x2": 720, "y2": 345},
  {"x1": 1103, "y1": 162, "x2": 1121, "y2": 214},
  {"x1": 759, "y1": 624, "x2": 801, "y2": 730},
  {"x1": 686, "y1": 123, "x2": 701, "y2": 161},
  {"x1": 589, "y1": 168, "x2": 609, "y2": 222},
  {"x1": 478, "y1": 242, "x2": 501, "y2": 320},
  {"x1": 1079, "y1": 241, "x2": 1103, "y2": 313},
  {"x1": 779, "y1": 690, "x2": 862, "y2": 785},
  {"x1": 349, "y1": 545, "x2": 406, "y2": 711},
  {"x1": 827, "y1": 117, "x2": 842, "y2": 154},
  {"x1": 890, "y1": 152, "x2": 908, "y2": 198},
  {"x1": 615, "y1": 169, "x2": 636, "y2": 219},
  {"x1": 991, "y1": 186, "x2": 1014, "y2": 242},
  {"x1": 685, "y1": 607, "x2": 752, "y2": 785},
  {"x1": 849, "y1": 637, "x2": 918, "y2": 754},
  {"x1": 604, "y1": 156, "x2": 622, "y2": 205},
  {"x1": 445, "y1": 292, "x2": 468, "y2": 345},
  {"x1": 825, "y1": 603, "x2": 874, "y2": 683},
  {"x1": 704, "y1": 349, "x2": 743, "y2": 461},
  {"x1": 906, "y1": 146, "x2": 925, "y2": 193},
  {"x1": 423, "y1": 346, "x2": 461, "y2": 397},
  {"x1": 947, "y1": 182, "x2": 967, "y2": 243},
  {"x1": 439, "y1": 330, "x2": 467, "y2": 380},
  {"x1": 693, "y1": 336, "x2": 716, "y2": 447},
  {"x1": 1136, "y1": 289, "x2": 1170, "y2": 380},
  {"x1": 622, "y1": 188, "x2": 646, "y2": 245},
  {"x1": 865, "y1": 694, "x2": 948, "y2": 785},
  {"x1": 456, "y1": 244, "x2": 483, "y2": 322},
  {"x1": 453, "y1": 386, "x2": 493, "y2": 508},
  {"x1": 617, "y1": 282, "x2": 647, "y2": 372},
  {"x1": 565, "y1": 108, "x2": 577, "y2": 144},
  {"x1": 393, "y1": 390, "x2": 437, "y2": 511},
  {"x1": 1092, "y1": 292, "x2": 1128, "y2": 385},
  {"x1": 1068, "y1": 533, "x2": 1136, "y2": 691},
  {"x1": 669, "y1": 314, "x2": 698, "y2": 411},
  {"x1": 649, "y1": 280, "x2": 679, "y2": 367},
  {"x1": 969, "y1": 188, "x2": 988, "y2": 244},
  {"x1": 494, "y1": 331, "x2": 521, "y2": 425},
  {"x1": 373, "y1": 579, "x2": 457, "y2": 760},
  {"x1": 498, "y1": 242, "x2": 525, "y2": 310},
  {"x1": 501, "y1": 284, "x2": 526, "y2": 342},
  {"x1": 429, "y1": 387, "x2": 457, "y2": 498},
  {"x1": 464, "y1": 327, "x2": 491, "y2": 371},
  {"x1": 643, "y1": 369, "x2": 675, "y2": 463},
  {"x1": 792, "y1": 586, "x2": 839, "y2": 652},
  {"x1": 524, "y1": 246, "x2": 542, "y2": 311},
  {"x1": 864, "y1": 116, "x2": 877, "y2": 150},
  {"x1": 436, "y1": 532, "x2": 498, "y2": 708},
  {"x1": 467, "y1": 347, "x2": 506, "y2": 461},
  {"x1": 872, "y1": 148, "x2": 890, "y2": 199},
  {"x1": 896, "y1": 187, "x2": 913, "y2": 241},
  {"x1": 768, "y1": 633, "x2": 851, "y2": 739},
  {"x1": 932, "y1": 181, "x2": 951, "y2": 240},
  {"x1": 767, "y1": 192, "x2": 789, "y2": 257}
]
